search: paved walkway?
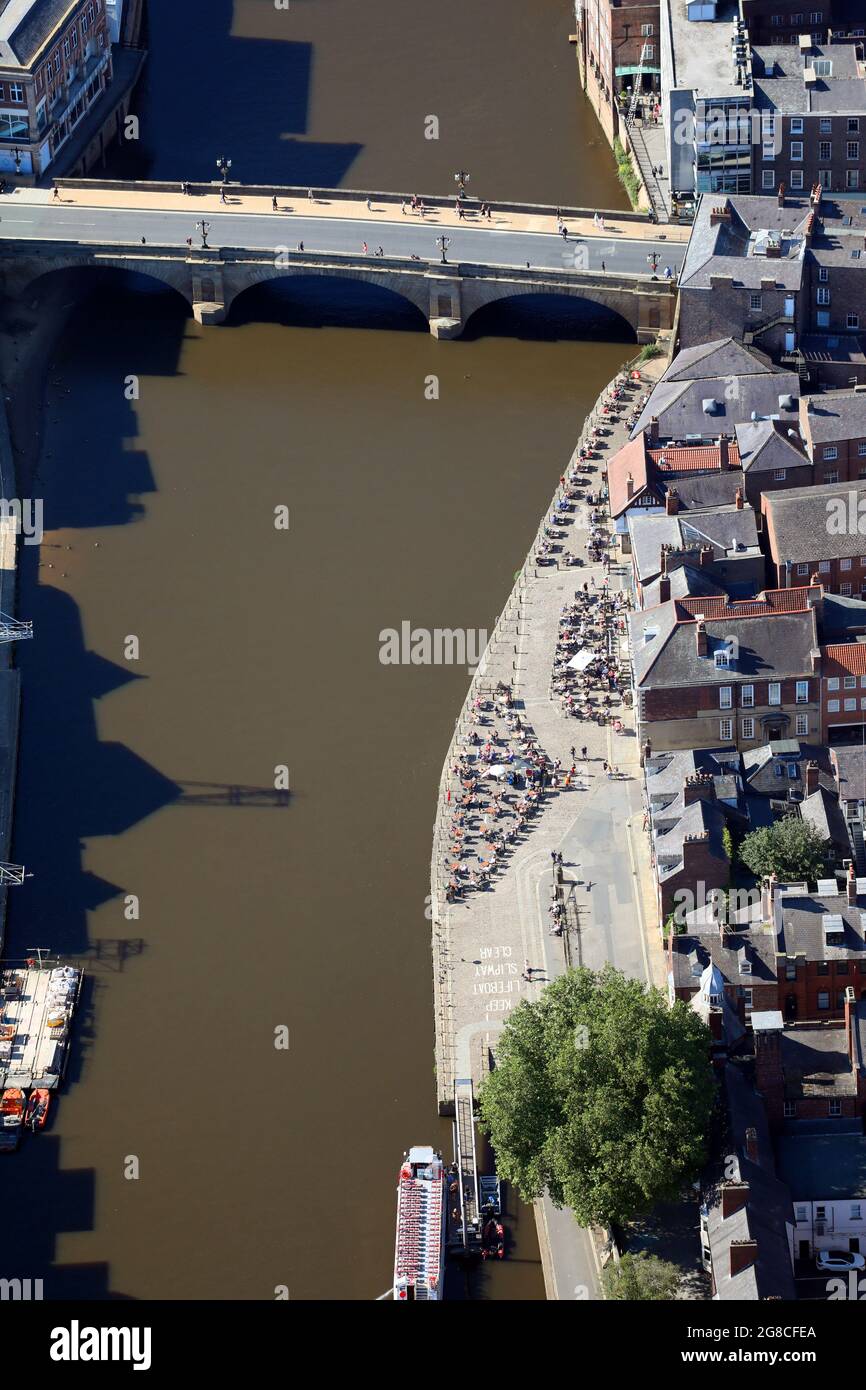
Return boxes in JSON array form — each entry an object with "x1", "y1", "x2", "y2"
[
  {"x1": 627, "y1": 120, "x2": 671, "y2": 221},
  {"x1": 40, "y1": 183, "x2": 691, "y2": 245},
  {"x1": 430, "y1": 351, "x2": 670, "y2": 1298}
]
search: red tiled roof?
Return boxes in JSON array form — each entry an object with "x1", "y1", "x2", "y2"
[
  {"x1": 607, "y1": 434, "x2": 650, "y2": 518},
  {"x1": 649, "y1": 444, "x2": 741, "y2": 472},
  {"x1": 674, "y1": 587, "x2": 817, "y2": 622},
  {"x1": 822, "y1": 643, "x2": 866, "y2": 676}
]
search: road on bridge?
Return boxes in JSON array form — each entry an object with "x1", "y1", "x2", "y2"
[{"x1": 0, "y1": 186, "x2": 689, "y2": 278}]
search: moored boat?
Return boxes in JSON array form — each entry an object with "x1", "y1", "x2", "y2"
[
  {"x1": 25, "y1": 1088, "x2": 50, "y2": 1130},
  {"x1": 0, "y1": 1088, "x2": 25, "y2": 1151},
  {"x1": 393, "y1": 1146, "x2": 446, "y2": 1301}
]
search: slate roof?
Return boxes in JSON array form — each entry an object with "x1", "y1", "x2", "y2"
[
  {"x1": 671, "y1": 924, "x2": 777, "y2": 992},
  {"x1": 628, "y1": 505, "x2": 760, "y2": 585},
  {"x1": 630, "y1": 602, "x2": 818, "y2": 689},
  {"x1": 802, "y1": 391, "x2": 866, "y2": 445},
  {"x1": 831, "y1": 745, "x2": 866, "y2": 804},
  {"x1": 799, "y1": 786, "x2": 851, "y2": 856},
  {"x1": 702, "y1": 1063, "x2": 796, "y2": 1301},
  {"x1": 629, "y1": 373, "x2": 801, "y2": 442},
  {"x1": 653, "y1": 795, "x2": 730, "y2": 883},
  {"x1": 679, "y1": 195, "x2": 811, "y2": 293},
  {"x1": 752, "y1": 43, "x2": 866, "y2": 117},
  {"x1": 777, "y1": 1133, "x2": 866, "y2": 1202},
  {"x1": 775, "y1": 887, "x2": 866, "y2": 963},
  {"x1": 643, "y1": 565, "x2": 728, "y2": 609},
  {"x1": 764, "y1": 481, "x2": 866, "y2": 562},
  {"x1": 0, "y1": 0, "x2": 75, "y2": 67},
  {"x1": 734, "y1": 419, "x2": 809, "y2": 474},
  {"x1": 662, "y1": 338, "x2": 775, "y2": 383}
]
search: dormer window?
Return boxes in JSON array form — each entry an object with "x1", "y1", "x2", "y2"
[{"x1": 714, "y1": 651, "x2": 729, "y2": 668}]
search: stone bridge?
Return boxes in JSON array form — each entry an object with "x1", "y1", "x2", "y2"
[{"x1": 0, "y1": 240, "x2": 677, "y2": 341}]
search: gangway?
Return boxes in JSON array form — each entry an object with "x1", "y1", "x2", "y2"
[{"x1": 452, "y1": 1077, "x2": 481, "y2": 1252}]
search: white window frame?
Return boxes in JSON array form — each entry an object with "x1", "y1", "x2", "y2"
[{"x1": 768, "y1": 682, "x2": 781, "y2": 706}]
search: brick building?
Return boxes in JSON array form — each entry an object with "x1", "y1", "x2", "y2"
[
  {"x1": 752, "y1": 40, "x2": 866, "y2": 197},
  {"x1": 762, "y1": 480, "x2": 866, "y2": 592},
  {"x1": 0, "y1": 0, "x2": 116, "y2": 178},
  {"x1": 629, "y1": 584, "x2": 824, "y2": 751},
  {"x1": 678, "y1": 187, "x2": 866, "y2": 370},
  {"x1": 800, "y1": 389, "x2": 866, "y2": 476},
  {"x1": 577, "y1": 0, "x2": 661, "y2": 145}
]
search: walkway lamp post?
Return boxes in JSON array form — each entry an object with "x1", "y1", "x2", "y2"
[
  {"x1": 437, "y1": 234, "x2": 451, "y2": 264},
  {"x1": 197, "y1": 219, "x2": 211, "y2": 249},
  {"x1": 12, "y1": 147, "x2": 22, "y2": 174},
  {"x1": 453, "y1": 170, "x2": 470, "y2": 196},
  {"x1": 216, "y1": 155, "x2": 232, "y2": 182}
]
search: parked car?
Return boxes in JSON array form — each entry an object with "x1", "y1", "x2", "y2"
[{"x1": 815, "y1": 1250, "x2": 866, "y2": 1273}]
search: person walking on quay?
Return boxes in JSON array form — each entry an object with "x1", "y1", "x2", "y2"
[
  {"x1": 560, "y1": 224, "x2": 568, "y2": 240},
  {"x1": 52, "y1": 186, "x2": 60, "y2": 201},
  {"x1": 581, "y1": 745, "x2": 588, "y2": 762},
  {"x1": 362, "y1": 241, "x2": 368, "y2": 254},
  {"x1": 308, "y1": 188, "x2": 314, "y2": 201},
  {"x1": 601, "y1": 260, "x2": 606, "y2": 273},
  {"x1": 523, "y1": 961, "x2": 532, "y2": 982},
  {"x1": 272, "y1": 195, "x2": 279, "y2": 211},
  {"x1": 457, "y1": 205, "x2": 465, "y2": 220},
  {"x1": 219, "y1": 186, "x2": 227, "y2": 204},
  {"x1": 297, "y1": 241, "x2": 304, "y2": 252},
  {"x1": 570, "y1": 746, "x2": 576, "y2": 763},
  {"x1": 182, "y1": 181, "x2": 191, "y2": 196},
  {"x1": 401, "y1": 201, "x2": 407, "y2": 215},
  {"x1": 185, "y1": 236, "x2": 193, "y2": 249},
  {"x1": 374, "y1": 245, "x2": 384, "y2": 257},
  {"x1": 366, "y1": 197, "x2": 373, "y2": 211}
]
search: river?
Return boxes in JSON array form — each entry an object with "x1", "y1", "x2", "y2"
[{"x1": 1, "y1": 0, "x2": 632, "y2": 1300}]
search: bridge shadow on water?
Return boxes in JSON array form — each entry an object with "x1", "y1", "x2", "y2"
[
  {"x1": 108, "y1": 0, "x2": 362, "y2": 187},
  {"x1": 1, "y1": 273, "x2": 289, "y2": 1296},
  {"x1": 462, "y1": 294, "x2": 637, "y2": 344}
]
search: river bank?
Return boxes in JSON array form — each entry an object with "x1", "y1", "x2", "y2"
[{"x1": 428, "y1": 345, "x2": 670, "y2": 1294}]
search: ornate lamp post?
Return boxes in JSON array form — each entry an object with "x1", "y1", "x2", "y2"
[
  {"x1": 453, "y1": 170, "x2": 470, "y2": 196},
  {"x1": 216, "y1": 155, "x2": 232, "y2": 182},
  {"x1": 436, "y1": 234, "x2": 451, "y2": 264},
  {"x1": 196, "y1": 219, "x2": 211, "y2": 249}
]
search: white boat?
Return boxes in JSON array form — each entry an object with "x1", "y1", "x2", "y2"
[{"x1": 393, "y1": 1146, "x2": 447, "y2": 1302}]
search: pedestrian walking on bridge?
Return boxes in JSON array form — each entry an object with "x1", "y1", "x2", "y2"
[{"x1": 272, "y1": 195, "x2": 278, "y2": 211}]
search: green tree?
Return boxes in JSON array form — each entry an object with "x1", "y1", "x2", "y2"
[
  {"x1": 602, "y1": 1252, "x2": 680, "y2": 1301},
  {"x1": 738, "y1": 815, "x2": 829, "y2": 883},
  {"x1": 478, "y1": 965, "x2": 715, "y2": 1228}
]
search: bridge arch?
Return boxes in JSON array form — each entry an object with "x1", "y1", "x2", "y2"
[
  {"x1": 3, "y1": 257, "x2": 196, "y2": 314},
  {"x1": 461, "y1": 287, "x2": 638, "y2": 342},
  {"x1": 225, "y1": 267, "x2": 430, "y2": 332}
]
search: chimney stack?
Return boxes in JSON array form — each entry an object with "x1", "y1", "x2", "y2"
[
  {"x1": 647, "y1": 416, "x2": 659, "y2": 446},
  {"x1": 848, "y1": 861, "x2": 857, "y2": 906},
  {"x1": 718, "y1": 434, "x2": 730, "y2": 469},
  {"x1": 658, "y1": 573, "x2": 671, "y2": 603},
  {"x1": 778, "y1": 181, "x2": 786, "y2": 208},
  {"x1": 730, "y1": 1239, "x2": 758, "y2": 1279},
  {"x1": 845, "y1": 984, "x2": 856, "y2": 1068},
  {"x1": 665, "y1": 489, "x2": 679, "y2": 516},
  {"x1": 626, "y1": 472, "x2": 634, "y2": 500},
  {"x1": 721, "y1": 1182, "x2": 751, "y2": 1219},
  {"x1": 696, "y1": 620, "x2": 708, "y2": 656},
  {"x1": 744, "y1": 1128, "x2": 760, "y2": 1167},
  {"x1": 699, "y1": 544, "x2": 714, "y2": 568},
  {"x1": 804, "y1": 760, "x2": 819, "y2": 796},
  {"x1": 735, "y1": 485, "x2": 744, "y2": 510}
]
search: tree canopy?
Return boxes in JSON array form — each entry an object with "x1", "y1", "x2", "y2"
[
  {"x1": 738, "y1": 814, "x2": 829, "y2": 884},
  {"x1": 478, "y1": 965, "x2": 715, "y2": 1228},
  {"x1": 602, "y1": 1252, "x2": 681, "y2": 1301}
]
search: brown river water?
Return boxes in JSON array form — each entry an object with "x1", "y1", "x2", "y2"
[{"x1": 1, "y1": 0, "x2": 632, "y2": 1299}]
